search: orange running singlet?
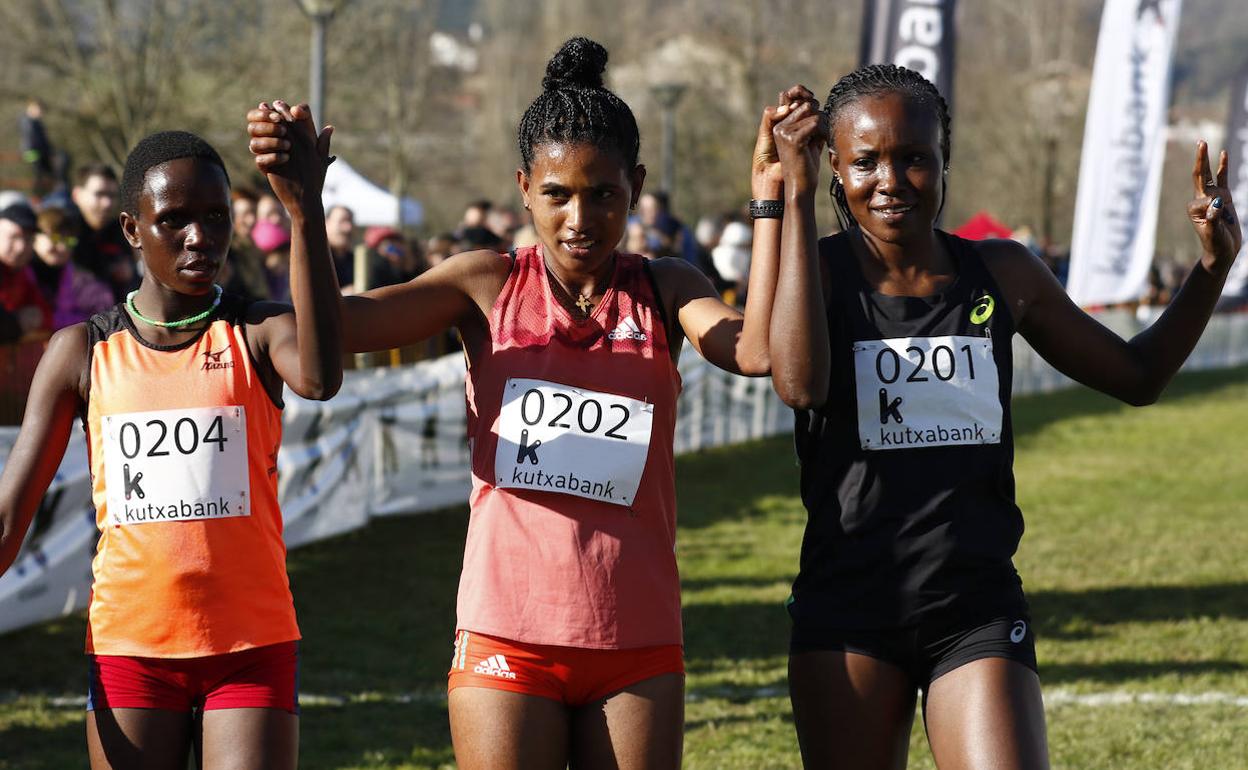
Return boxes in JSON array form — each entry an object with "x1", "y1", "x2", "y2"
[
  {"x1": 458, "y1": 246, "x2": 682, "y2": 649},
  {"x1": 83, "y1": 297, "x2": 299, "y2": 658}
]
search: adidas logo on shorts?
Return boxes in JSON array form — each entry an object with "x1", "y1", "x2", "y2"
[
  {"x1": 607, "y1": 317, "x2": 647, "y2": 341},
  {"x1": 474, "y1": 654, "x2": 518, "y2": 680}
]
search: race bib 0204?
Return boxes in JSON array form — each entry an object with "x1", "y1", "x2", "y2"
[
  {"x1": 494, "y1": 378, "x2": 654, "y2": 507},
  {"x1": 853, "y1": 336, "x2": 1002, "y2": 451},
  {"x1": 102, "y1": 406, "x2": 250, "y2": 526}
]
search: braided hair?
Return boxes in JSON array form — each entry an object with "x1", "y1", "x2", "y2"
[
  {"x1": 822, "y1": 64, "x2": 951, "y2": 231},
  {"x1": 517, "y1": 37, "x2": 640, "y2": 174},
  {"x1": 121, "y1": 130, "x2": 229, "y2": 217}
]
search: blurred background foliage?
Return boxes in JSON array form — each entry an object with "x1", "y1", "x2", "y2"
[{"x1": 0, "y1": 0, "x2": 1244, "y2": 262}]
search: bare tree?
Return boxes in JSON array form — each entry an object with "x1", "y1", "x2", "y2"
[
  {"x1": 327, "y1": 0, "x2": 438, "y2": 227},
  {"x1": 0, "y1": 0, "x2": 307, "y2": 178}
]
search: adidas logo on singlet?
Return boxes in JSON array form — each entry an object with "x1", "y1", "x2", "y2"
[
  {"x1": 473, "y1": 654, "x2": 518, "y2": 680},
  {"x1": 607, "y1": 317, "x2": 647, "y2": 341}
]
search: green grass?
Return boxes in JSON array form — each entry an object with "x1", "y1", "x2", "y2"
[{"x1": 4, "y1": 366, "x2": 1248, "y2": 768}]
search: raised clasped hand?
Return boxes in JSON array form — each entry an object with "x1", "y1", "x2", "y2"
[
  {"x1": 1188, "y1": 140, "x2": 1243, "y2": 272},
  {"x1": 754, "y1": 85, "x2": 821, "y2": 196},
  {"x1": 769, "y1": 85, "x2": 827, "y2": 198},
  {"x1": 246, "y1": 100, "x2": 334, "y2": 210}
]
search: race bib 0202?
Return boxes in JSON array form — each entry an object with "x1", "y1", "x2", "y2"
[
  {"x1": 853, "y1": 335, "x2": 1002, "y2": 451},
  {"x1": 102, "y1": 405, "x2": 250, "y2": 526},
  {"x1": 494, "y1": 378, "x2": 654, "y2": 507}
]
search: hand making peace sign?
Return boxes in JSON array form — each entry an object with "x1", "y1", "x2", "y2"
[{"x1": 1189, "y1": 140, "x2": 1242, "y2": 270}]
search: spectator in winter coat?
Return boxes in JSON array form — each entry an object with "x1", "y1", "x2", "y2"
[
  {"x1": 31, "y1": 207, "x2": 114, "y2": 329},
  {"x1": 0, "y1": 203, "x2": 52, "y2": 337}
]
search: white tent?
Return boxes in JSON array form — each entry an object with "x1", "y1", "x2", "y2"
[{"x1": 321, "y1": 157, "x2": 423, "y2": 227}]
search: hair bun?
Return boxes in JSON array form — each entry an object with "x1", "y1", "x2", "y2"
[{"x1": 542, "y1": 37, "x2": 607, "y2": 91}]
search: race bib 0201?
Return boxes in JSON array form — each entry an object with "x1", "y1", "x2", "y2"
[
  {"x1": 853, "y1": 335, "x2": 1002, "y2": 451},
  {"x1": 102, "y1": 406, "x2": 250, "y2": 526},
  {"x1": 494, "y1": 378, "x2": 654, "y2": 507}
]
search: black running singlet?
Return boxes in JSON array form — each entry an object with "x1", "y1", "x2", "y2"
[{"x1": 789, "y1": 231, "x2": 1027, "y2": 629}]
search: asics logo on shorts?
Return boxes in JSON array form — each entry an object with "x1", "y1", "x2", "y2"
[
  {"x1": 474, "y1": 654, "x2": 518, "y2": 680},
  {"x1": 1009, "y1": 620, "x2": 1027, "y2": 644},
  {"x1": 607, "y1": 317, "x2": 647, "y2": 341}
]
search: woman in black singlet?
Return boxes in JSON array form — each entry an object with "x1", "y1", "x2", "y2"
[{"x1": 766, "y1": 64, "x2": 1242, "y2": 769}]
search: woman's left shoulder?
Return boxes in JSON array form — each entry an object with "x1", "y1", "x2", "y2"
[
  {"x1": 957, "y1": 235, "x2": 1051, "y2": 284},
  {"x1": 953, "y1": 235, "x2": 1061, "y2": 324},
  {"x1": 952, "y1": 234, "x2": 1030, "y2": 262}
]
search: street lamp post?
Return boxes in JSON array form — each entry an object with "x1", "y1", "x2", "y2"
[
  {"x1": 1028, "y1": 62, "x2": 1077, "y2": 255},
  {"x1": 293, "y1": 0, "x2": 349, "y2": 126},
  {"x1": 650, "y1": 83, "x2": 687, "y2": 197}
]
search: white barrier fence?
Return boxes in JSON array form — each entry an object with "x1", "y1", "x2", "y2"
[{"x1": 3, "y1": 309, "x2": 1247, "y2": 635}]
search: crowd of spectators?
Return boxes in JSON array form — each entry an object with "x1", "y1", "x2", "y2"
[
  {"x1": 2, "y1": 100, "x2": 757, "y2": 347},
  {"x1": 0, "y1": 164, "x2": 126, "y2": 344}
]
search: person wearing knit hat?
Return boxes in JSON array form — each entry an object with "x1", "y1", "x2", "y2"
[
  {"x1": 0, "y1": 202, "x2": 52, "y2": 336},
  {"x1": 364, "y1": 227, "x2": 422, "y2": 287},
  {"x1": 363, "y1": 225, "x2": 401, "y2": 251},
  {"x1": 0, "y1": 202, "x2": 38, "y2": 233}
]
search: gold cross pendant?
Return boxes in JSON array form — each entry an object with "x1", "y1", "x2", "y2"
[{"x1": 576, "y1": 294, "x2": 593, "y2": 314}]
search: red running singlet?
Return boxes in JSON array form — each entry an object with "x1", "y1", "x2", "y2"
[{"x1": 457, "y1": 245, "x2": 682, "y2": 649}]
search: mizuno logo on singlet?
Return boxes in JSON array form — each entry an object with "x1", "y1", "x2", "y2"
[
  {"x1": 473, "y1": 654, "x2": 517, "y2": 679},
  {"x1": 607, "y1": 317, "x2": 647, "y2": 341},
  {"x1": 201, "y1": 347, "x2": 234, "y2": 371}
]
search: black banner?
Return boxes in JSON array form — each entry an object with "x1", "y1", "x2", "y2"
[{"x1": 859, "y1": 0, "x2": 958, "y2": 109}]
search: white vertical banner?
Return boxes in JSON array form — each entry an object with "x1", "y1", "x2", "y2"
[
  {"x1": 1220, "y1": 63, "x2": 1248, "y2": 298},
  {"x1": 1067, "y1": 0, "x2": 1183, "y2": 307}
]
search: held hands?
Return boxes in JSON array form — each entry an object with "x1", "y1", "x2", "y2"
[
  {"x1": 246, "y1": 100, "x2": 334, "y2": 212},
  {"x1": 1188, "y1": 140, "x2": 1243, "y2": 273},
  {"x1": 769, "y1": 85, "x2": 827, "y2": 199},
  {"x1": 753, "y1": 85, "x2": 822, "y2": 197}
]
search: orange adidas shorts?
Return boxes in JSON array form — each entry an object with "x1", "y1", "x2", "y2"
[{"x1": 447, "y1": 630, "x2": 684, "y2": 706}]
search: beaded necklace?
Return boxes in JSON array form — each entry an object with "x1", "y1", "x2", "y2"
[{"x1": 126, "y1": 284, "x2": 223, "y2": 329}]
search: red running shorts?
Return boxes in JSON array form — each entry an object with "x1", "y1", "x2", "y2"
[
  {"x1": 87, "y1": 641, "x2": 299, "y2": 714},
  {"x1": 448, "y1": 630, "x2": 684, "y2": 706}
]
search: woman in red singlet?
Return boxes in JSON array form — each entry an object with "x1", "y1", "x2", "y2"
[
  {"x1": 0, "y1": 105, "x2": 340, "y2": 769},
  {"x1": 248, "y1": 38, "x2": 815, "y2": 768}
]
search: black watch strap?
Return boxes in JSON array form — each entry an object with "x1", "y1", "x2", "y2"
[{"x1": 749, "y1": 199, "x2": 784, "y2": 219}]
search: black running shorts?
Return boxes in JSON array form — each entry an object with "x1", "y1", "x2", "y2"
[{"x1": 790, "y1": 613, "x2": 1037, "y2": 689}]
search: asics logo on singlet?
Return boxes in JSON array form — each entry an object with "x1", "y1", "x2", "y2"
[
  {"x1": 1010, "y1": 620, "x2": 1027, "y2": 644},
  {"x1": 201, "y1": 347, "x2": 234, "y2": 371},
  {"x1": 607, "y1": 317, "x2": 647, "y2": 341},
  {"x1": 970, "y1": 295, "x2": 995, "y2": 325},
  {"x1": 473, "y1": 654, "x2": 518, "y2": 680}
]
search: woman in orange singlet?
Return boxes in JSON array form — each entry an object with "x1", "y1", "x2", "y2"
[
  {"x1": 0, "y1": 104, "x2": 341, "y2": 770},
  {"x1": 248, "y1": 38, "x2": 818, "y2": 768}
]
